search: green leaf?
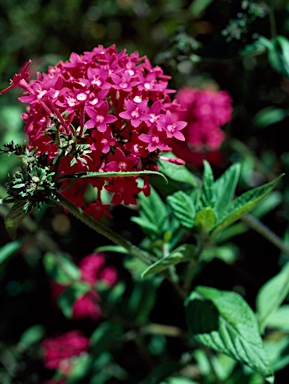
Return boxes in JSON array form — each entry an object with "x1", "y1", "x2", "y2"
[
  {"x1": 253, "y1": 107, "x2": 287, "y2": 129},
  {"x1": 59, "y1": 170, "x2": 167, "y2": 183},
  {"x1": 142, "y1": 244, "x2": 195, "y2": 277},
  {"x1": 67, "y1": 354, "x2": 91, "y2": 384},
  {"x1": 132, "y1": 186, "x2": 169, "y2": 236},
  {"x1": 5, "y1": 200, "x2": 28, "y2": 239},
  {"x1": 267, "y1": 35, "x2": 289, "y2": 79},
  {"x1": 189, "y1": 0, "x2": 214, "y2": 18},
  {"x1": 90, "y1": 321, "x2": 123, "y2": 355},
  {"x1": 0, "y1": 239, "x2": 21, "y2": 265},
  {"x1": 19, "y1": 325, "x2": 45, "y2": 348},
  {"x1": 201, "y1": 161, "x2": 215, "y2": 207},
  {"x1": 211, "y1": 175, "x2": 283, "y2": 237},
  {"x1": 57, "y1": 282, "x2": 90, "y2": 318},
  {"x1": 266, "y1": 305, "x2": 289, "y2": 331},
  {"x1": 186, "y1": 286, "x2": 274, "y2": 383},
  {"x1": 167, "y1": 191, "x2": 196, "y2": 228},
  {"x1": 214, "y1": 163, "x2": 241, "y2": 217},
  {"x1": 256, "y1": 263, "x2": 289, "y2": 333},
  {"x1": 43, "y1": 252, "x2": 80, "y2": 284},
  {"x1": 157, "y1": 154, "x2": 199, "y2": 187},
  {"x1": 195, "y1": 207, "x2": 216, "y2": 233}
]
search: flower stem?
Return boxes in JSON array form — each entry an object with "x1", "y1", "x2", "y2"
[
  {"x1": 241, "y1": 213, "x2": 289, "y2": 257},
  {"x1": 54, "y1": 192, "x2": 153, "y2": 265}
]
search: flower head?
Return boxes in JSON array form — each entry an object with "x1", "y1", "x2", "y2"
[
  {"x1": 171, "y1": 87, "x2": 232, "y2": 166},
  {"x1": 1, "y1": 46, "x2": 187, "y2": 218}
]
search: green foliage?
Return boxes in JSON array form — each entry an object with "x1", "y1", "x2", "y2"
[{"x1": 186, "y1": 286, "x2": 274, "y2": 382}]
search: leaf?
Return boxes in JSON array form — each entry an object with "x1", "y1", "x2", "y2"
[
  {"x1": 213, "y1": 163, "x2": 241, "y2": 217},
  {"x1": 201, "y1": 161, "x2": 215, "y2": 207},
  {"x1": 132, "y1": 186, "x2": 169, "y2": 236},
  {"x1": 195, "y1": 207, "x2": 216, "y2": 233},
  {"x1": 186, "y1": 286, "x2": 274, "y2": 383},
  {"x1": 57, "y1": 282, "x2": 90, "y2": 318},
  {"x1": 0, "y1": 239, "x2": 21, "y2": 265},
  {"x1": 189, "y1": 0, "x2": 214, "y2": 18},
  {"x1": 19, "y1": 325, "x2": 45, "y2": 348},
  {"x1": 256, "y1": 263, "x2": 289, "y2": 333},
  {"x1": 253, "y1": 107, "x2": 287, "y2": 129},
  {"x1": 67, "y1": 354, "x2": 91, "y2": 384},
  {"x1": 90, "y1": 321, "x2": 123, "y2": 355},
  {"x1": 211, "y1": 175, "x2": 283, "y2": 237},
  {"x1": 142, "y1": 244, "x2": 195, "y2": 277},
  {"x1": 157, "y1": 154, "x2": 199, "y2": 187},
  {"x1": 43, "y1": 252, "x2": 80, "y2": 284},
  {"x1": 267, "y1": 35, "x2": 289, "y2": 79},
  {"x1": 59, "y1": 170, "x2": 167, "y2": 183},
  {"x1": 266, "y1": 305, "x2": 289, "y2": 331},
  {"x1": 5, "y1": 200, "x2": 28, "y2": 239},
  {"x1": 167, "y1": 191, "x2": 196, "y2": 228}
]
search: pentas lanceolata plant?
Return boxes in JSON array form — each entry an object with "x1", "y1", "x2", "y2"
[
  {"x1": 0, "y1": 45, "x2": 187, "y2": 220},
  {"x1": 171, "y1": 87, "x2": 232, "y2": 166}
]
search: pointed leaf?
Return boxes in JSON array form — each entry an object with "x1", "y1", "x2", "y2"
[
  {"x1": 256, "y1": 263, "x2": 289, "y2": 333},
  {"x1": 142, "y1": 244, "x2": 195, "y2": 277},
  {"x1": 211, "y1": 175, "x2": 283, "y2": 237},
  {"x1": 186, "y1": 286, "x2": 274, "y2": 383},
  {"x1": 5, "y1": 200, "x2": 28, "y2": 239},
  {"x1": 201, "y1": 161, "x2": 215, "y2": 207},
  {"x1": 214, "y1": 163, "x2": 241, "y2": 216},
  {"x1": 167, "y1": 191, "x2": 195, "y2": 228}
]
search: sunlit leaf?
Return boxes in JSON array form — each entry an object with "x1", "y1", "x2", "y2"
[{"x1": 186, "y1": 286, "x2": 274, "y2": 383}]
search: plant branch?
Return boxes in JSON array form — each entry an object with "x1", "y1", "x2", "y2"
[{"x1": 241, "y1": 213, "x2": 289, "y2": 257}]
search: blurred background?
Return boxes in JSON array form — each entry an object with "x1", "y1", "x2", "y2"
[{"x1": 1, "y1": 0, "x2": 289, "y2": 382}]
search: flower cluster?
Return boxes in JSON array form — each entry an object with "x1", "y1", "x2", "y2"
[
  {"x1": 1, "y1": 45, "x2": 187, "y2": 219},
  {"x1": 171, "y1": 87, "x2": 232, "y2": 166},
  {"x1": 52, "y1": 253, "x2": 117, "y2": 321},
  {"x1": 42, "y1": 330, "x2": 89, "y2": 383}
]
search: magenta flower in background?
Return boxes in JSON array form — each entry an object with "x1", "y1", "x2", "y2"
[
  {"x1": 171, "y1": 87, "x2": 232, "y2": 166},
  {"x1": 1, "y1": 45, "x2": 187, "y2": 219},
  {"x1": 41, "y1": 330, "x2": 89, "y2": 375},
  {"x1": 51, "y1": 253, "x2": 117, "y2": 322}
]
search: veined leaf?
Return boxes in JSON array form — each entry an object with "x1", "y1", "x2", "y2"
[
  {"x1": 167, "y1": 191, "x2": 195, "y2": 228},
  {"x1": 256, "y1": 263, "x2": 289, "y2": 333},
  {"x1": 186, "y1": 286, "x2": 274, "y2": 383},
  {"x1": 142, "y1": 244, "x2": 195, "y2": 277},
  {"x1": 214, "y1": 163, "x2": 241, "y2": 216},
  {"x1": 211, "y1": 175, "x2": 283, "y2": 237},
  {"x1": 5, "y1": 200, "x2": 28, "y2": 239},
  {"x1": 59, "y1": 170, "x2": 167, "y2": 183}
]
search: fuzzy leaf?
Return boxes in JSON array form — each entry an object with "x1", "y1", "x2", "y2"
[
  {"x1": 167, "y1": 191, "x2": 196, "y2": 228},
  {"x1": 5, "y1": 200, "x2": 28, "y2": 239},
  {"x1": 142, "y1": 244, "x2": 195, "y2": 277},
  {"x1": 186, "y1": 286, "x2": 274, "y2": 383},
  {"x1": 256, "y1": 263, "x2": 289, "y2": 333},
  {"x1": 211, "y1": 175, "x2": 283, "y2": 237}
]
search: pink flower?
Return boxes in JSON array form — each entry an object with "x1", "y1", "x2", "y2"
[
  {"x1": 171, "y1": 87, "x2": 232, "y2": 166},
  {"x1": 0, "y1": 46, "x2": 187, "y2": 218},
  {"x1": 42, "y1": 330, "x2": 89, "y2": 374}
]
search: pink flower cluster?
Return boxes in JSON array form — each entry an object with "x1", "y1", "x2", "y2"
[
  {"x1": 1, "y1": 45, "x2": 187, "y2": 219},
  {"x1": 52, "y1": 253, "x2": 117, "y2": 321},
  {"x1": 42, "y1": 330, "x2": 89, "y2": 382},
  {"x1": 171, "y1": 87, "x2": 232, "y2": 166}
]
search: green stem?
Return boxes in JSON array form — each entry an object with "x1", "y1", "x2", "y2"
[
  {"x1": 183, "y1": 240, "x2": 203, "y2": 292},
  {"x1": 241, "y1": 213, "x2": 289, "y2": 258},
  {"x1": 54, "y1": 192, "x2": 153, "y2": 265}
]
